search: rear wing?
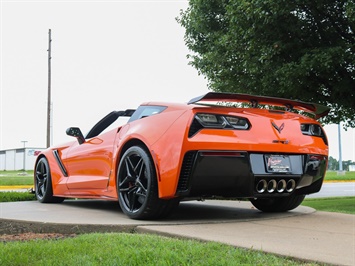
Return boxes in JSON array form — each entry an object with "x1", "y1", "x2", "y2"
[{"x1": 188, "y1": 92, "x2": 330, "y2": 119}]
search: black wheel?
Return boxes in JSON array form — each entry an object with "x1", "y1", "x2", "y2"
[
  {"x1": 249, "y1": 194, "x2": 305, "y2": 212},
  {"x1": 35, "y1": 157, "x2": 64, "y2": 203},
  {"x1": 117, "y1": 146, "x2": 177, "y2": 220}
]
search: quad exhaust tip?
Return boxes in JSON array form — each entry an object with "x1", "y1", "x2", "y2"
[
  {"x1": 277, "y1": 179, "x2": 286, "y2": 193},
  {"x1": 256, "y1": 179, "x2": 296, "y2": 194},
  {"x1": 286, "y1": 179, "x2": 296, "y2": 193}
]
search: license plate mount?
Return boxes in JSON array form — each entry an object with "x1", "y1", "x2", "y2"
[{"x1": 264, "y1": 155, "x2": 291, "y2": 173}]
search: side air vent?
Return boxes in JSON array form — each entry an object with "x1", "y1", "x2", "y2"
[
  {"x1": 176, "y1": 151, "x2": 197, "y2": 193},
  {"x1": 53, "y1": 150, "x2": 68, "y2": 177}
]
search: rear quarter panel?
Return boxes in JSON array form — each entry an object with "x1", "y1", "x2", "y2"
[{"x1": 113, "y1": 108, "x2": 190, "y2": 196}]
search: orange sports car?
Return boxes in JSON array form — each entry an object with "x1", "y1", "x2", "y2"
[{"x1": 34, "y1": 92, "x2": 329, "y2": 219}]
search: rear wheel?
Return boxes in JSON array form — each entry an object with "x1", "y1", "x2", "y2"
[
  {"x1": 35, "y1": 157, "x2": 64, "y2": 203},
  {"x1": 249, "y1": 194, "x2": 305, "y2": 212},
  {"x1": 117, "y1": 146, "x2": 177, "y2": 220}
]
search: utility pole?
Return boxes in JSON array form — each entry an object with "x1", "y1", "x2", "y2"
[
  {"x1": 46, "y1": 29, "x2": 52, "y2": 148},
  {"x1": 21, "y1": 140, "x2": 27, "y2": 171}
]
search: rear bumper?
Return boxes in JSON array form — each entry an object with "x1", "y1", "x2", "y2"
[{"x1": 175, "y1": 151, "x2": 327, "y2": 198}]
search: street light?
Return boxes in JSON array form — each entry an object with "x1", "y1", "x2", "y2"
[{"x1": 21, "y1": 141, "x2": 28, "y2": 171}]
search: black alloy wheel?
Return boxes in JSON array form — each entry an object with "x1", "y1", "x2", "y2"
[
  {"x1": 117, "y1": 146, "x2": 178, "y2": 220},
  {"x1": 35, "y1": 157, "x2": 64, "y2": 203}
]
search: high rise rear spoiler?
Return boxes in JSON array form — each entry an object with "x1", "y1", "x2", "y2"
[{"x1": 188, "y1": 92, "x2": 330, "y2": 119}]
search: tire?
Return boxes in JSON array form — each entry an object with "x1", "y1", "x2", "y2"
[
  {"x1": 249, "y1": 194, "x2": 305, "y2": 212},
  {"x1": 117, "y1": 146, "x2": 177, "y2": 220},
  {"x1": 35, "y1": 157, "x2": 64, "y2": 203}
]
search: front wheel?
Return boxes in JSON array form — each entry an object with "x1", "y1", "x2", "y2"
[
  {"x1": 35, "y1": 157, "x2": 64, "y2": 203},
  {"x1": 249, "y1": 194, "x2": 305, "y2": 212},
  {"x1": 117, "y1": 146, "x2": 177, "y2": 220}
]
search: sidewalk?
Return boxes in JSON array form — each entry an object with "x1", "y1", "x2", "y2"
[
  {"x1": 0, "y1": 199, "x2": 354, "y2": 265},
  {"x1": 138, "y1": 210, "x2": 355, "y2": 266}
]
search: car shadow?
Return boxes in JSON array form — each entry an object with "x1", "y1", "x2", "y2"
[{"x1": 60, "y1": 199, "x2": 312, "y2": 223}]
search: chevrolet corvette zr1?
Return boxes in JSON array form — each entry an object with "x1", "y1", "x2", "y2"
[{"x1": 34, "y1": 92, "x2": 329, "y2": 219}]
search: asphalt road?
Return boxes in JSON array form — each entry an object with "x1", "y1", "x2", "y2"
[{"x1": 306, "y1": 181, "x2": 355, "y2": 198}]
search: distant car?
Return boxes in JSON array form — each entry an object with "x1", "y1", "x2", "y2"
[{"x1": 34, "y1": 92, "x2": 330, "y2": 219}]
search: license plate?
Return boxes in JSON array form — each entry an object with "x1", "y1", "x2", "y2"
[{"x1": 265, "y1": 155, "x2": 291, "y2": 173}]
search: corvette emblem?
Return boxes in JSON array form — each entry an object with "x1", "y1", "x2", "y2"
[{"x1": 272, "y1": 121, "x2": 284, "y2": 133}]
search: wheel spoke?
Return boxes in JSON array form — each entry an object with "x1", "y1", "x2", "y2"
[
  {"x1": 134, "y1": 158, "x2": 144, "y2": 176},
  {"x1": 35, "y1": 161, "x2": 48, "y2": 198},
  {"x1": 125, "y1": 157, "x2": 134, "y2": 176},
  {"x1": 127, "y1": 186, "x2": 138, "y2": 211},
  {"x1": 135, "y1": 180, "x2": 147, "y2": 193},
  {"x1": 118, "y1": 175, "x2": 131, "y2": 188},
  {"x1": 40, "y1": 184, "x2": 45, "y2": 195},
  {"x1": 36, "y1": 171, "x2": 42, "y2": 182},
  {"x1": 40, "y1": 162, "x2": 45, "y2": 175}
]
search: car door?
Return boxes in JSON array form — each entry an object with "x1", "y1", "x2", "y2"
[
  {"x1": 63, "y1": 111, "x2": 122, "y2": 190},
  {"x1": 63, "y1": 128, "x2": 117, "y2": 190}
]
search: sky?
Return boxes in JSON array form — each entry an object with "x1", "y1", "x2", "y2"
[{"x1": 0, "y1": 0, "x2": 354, "y2": 162}]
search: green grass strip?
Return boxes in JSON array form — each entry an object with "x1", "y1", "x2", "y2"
[
  {"x1": 302, "y1": 196, "x2": 355, "y2": 214},
  {"x1": 0, "y1": 233, "x2": 316, "y2": 266}
]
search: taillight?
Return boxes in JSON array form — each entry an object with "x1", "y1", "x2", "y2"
[
  {"x1": 300, "y1": 123, "x2": 328, "y2": 145},
  {"x1": 189, "y1": 113, "x2": 250, "y2": 137}
]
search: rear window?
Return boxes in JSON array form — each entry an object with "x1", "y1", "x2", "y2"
[{"x1": 128, "y1": 106, "x2": 167, "y2": 122}]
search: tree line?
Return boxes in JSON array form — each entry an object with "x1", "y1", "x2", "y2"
[{"x1": 328, "y1": 156, "x2": 355, "y2": 171}]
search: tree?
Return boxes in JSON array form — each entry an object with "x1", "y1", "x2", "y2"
[
  {"x1": 327, "y1": 156, "x2": 354, "y2": 170},
  {"x1": 177, "y1": 0, "x2": 354, "y2": 127},
  {"x1": 327, "y1": 156, "x2": 338, "y2": 170}
]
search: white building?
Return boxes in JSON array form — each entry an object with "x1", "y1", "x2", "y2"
[{"x1": 0, "y1": 148, "x2": 45, "y2": 171}]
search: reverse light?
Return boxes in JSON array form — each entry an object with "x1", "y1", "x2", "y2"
[
  {"x1": 196, "y1": 114, "x2": 226, "y2": 128},
  {"x1": 225, "y1": 116, "x2": 249, "y2": 129}
]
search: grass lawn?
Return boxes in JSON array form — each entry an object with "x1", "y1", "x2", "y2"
[
  {"x1": 302, "y1": 196, "x2": 355, "y2": 214},
  {"x1": 0, "y1": 232, "x2": 319, "y2": 266},
  {"x1": 0, "y1": 170, "x2": 34, "y2": 186},
  {"x1": 323, "y1": 170, "x2": 355, "y2": 181}
]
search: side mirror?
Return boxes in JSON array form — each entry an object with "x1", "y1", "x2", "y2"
[{"x1": 66, "y1": 127, "x2": 85, "y2": 144}]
